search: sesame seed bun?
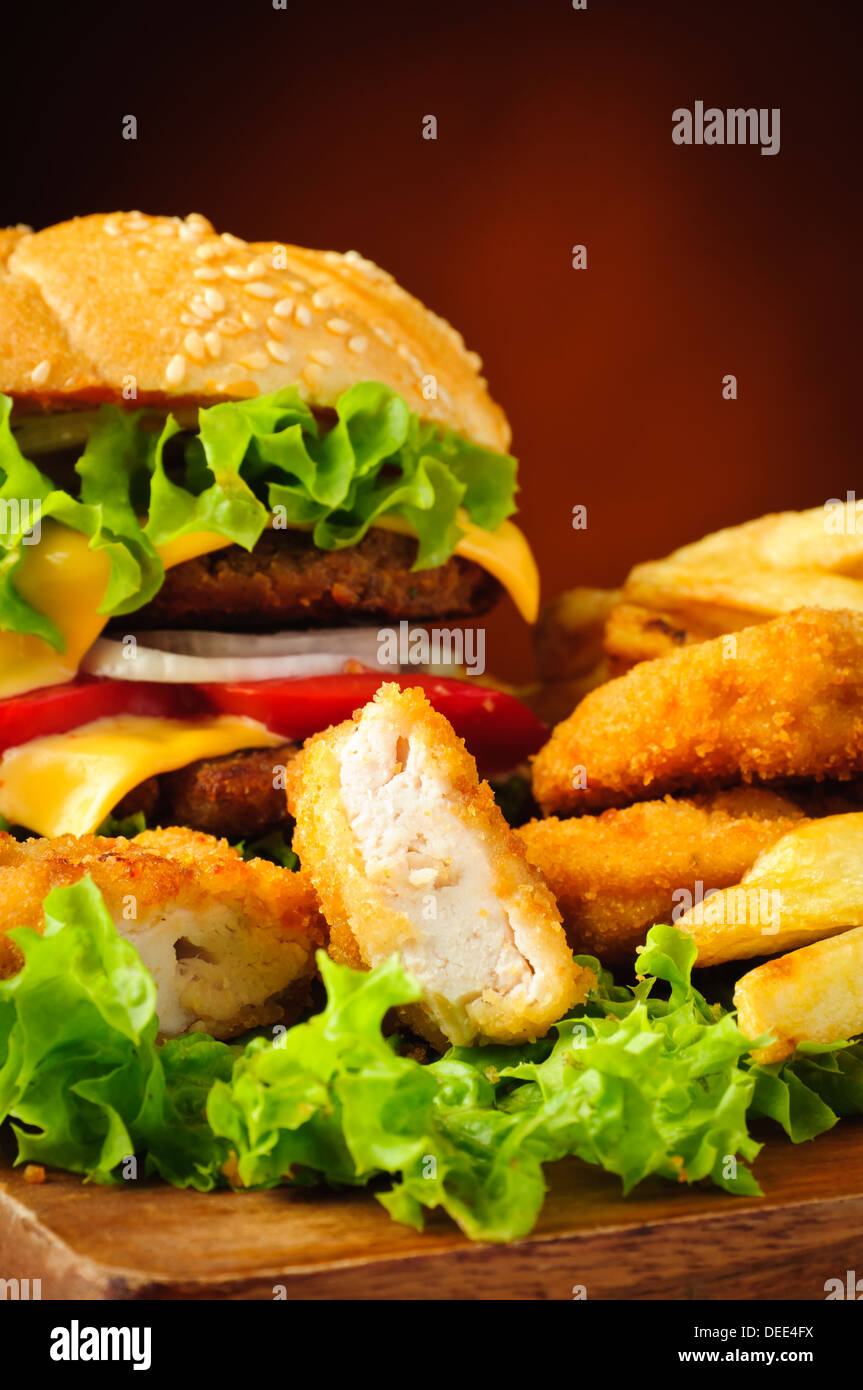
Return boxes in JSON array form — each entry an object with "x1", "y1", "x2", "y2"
[{"x1": 0, "y1": 212, "x2": 510, "y2": 452}]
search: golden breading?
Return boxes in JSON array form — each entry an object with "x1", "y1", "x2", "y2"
[
  {"x1": 516, "y1": 789, "x2": 806, "y2": 965},
  {"x1": 532, "y1": 609, "x2": 863, "y2": 815},
  {"x1": 735, "y1": 926, "x2": 863, "y2": 1063},
  {"x1": 0, "y1": 827, "x2": 325, "y2": 1038},
  {"x1": 290, "y1": 683, "x2": 591, "y2": 1050}
]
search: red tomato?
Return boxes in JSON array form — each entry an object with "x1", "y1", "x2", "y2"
[
  {"x1": 0, "y1": 678, "x2": 205, "y2": 755},
  {"x1": 199, "y1": 673, "x2": 547, "y2": 774}
]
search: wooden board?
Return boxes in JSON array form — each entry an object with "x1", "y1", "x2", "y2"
[{"x1": 3, "y1": 1121, "x2": 863, "y2": 1300}]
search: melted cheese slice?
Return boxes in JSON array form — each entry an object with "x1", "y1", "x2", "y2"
[
  {"x1": 0, "y1": 714, "x2": 284, "y2": 837},
  {"x1": 0, "y1": 511, "x2": 539, "y2": 703}
]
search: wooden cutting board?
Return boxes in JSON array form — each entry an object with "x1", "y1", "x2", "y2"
[{"x1": 3, "y1": 1121, "x2": 863, "y2": 1300}]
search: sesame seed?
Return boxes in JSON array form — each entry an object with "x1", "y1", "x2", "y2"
[
  {"x1": 204, "y1": 288, "x2": 226, "y2": 312},
  {"x1": 194, "y1": 266, "x2": 221, "y2": 280},
  {"x1": 309, "y1": 348, "x2": 335, "y2": 367},
  {"x1": 301, "y1": 363, "x2": 323, "y2": 385},
  {"x1": 177, "y1": 223, "x2": 200, "y2": 242},
  {"x1": 312, "y1": 289, "x2": 332, "y2": 309},
  {"x1": 241, "y1": 310, "x2": 259, "y2": 328},
  {"x1": 240, "y1": 351, "x2": 269, "y2": 370},
  {"x1": 195, "y1": 243, "x2": 221, "y2": 261},
  {"x1": 326, "y1": 318, "x2": 351, "y2": 335},
  {"x1": 375, "y1": 326, "x2": 394, "y2": 346},
  {"x1": 217, "y1": 317, "x2": 244, "y2": 335},
  {"x1": 204, "y1": 331, "x2": 222, "y2": 359},
  {"x1": 266, "y1": 340, "x2": 291, "y2": 364},
  {"x1": 223, "y1": 264, "x2": 253, "y2": 281},
  {"x1": 467, "y1": 350, "x2": 482, "y2": 370},
  {"x1": 165, "y1": 354, "x2": 187, "y2": 385},
  {"x1": 180, "y1": 312, "x2": 200, "y2": 327},
  {"x1": 186, "y1": 213, "x2": 211, "y2": 230},
  {"x1": 221, "y1": 232, "x2": 246, "y2": 247},
  {"x1": 189, "y1": 298, "x2": 215, "y2": 321},
  {"x1": 184, "y1": 331, "x2": 206, "y2": 362},
  {"x1": 104, "y1": 220, "x2": 121, "y2": 237},
  {"x1": 245, "y1": 281, "x2": 276, "y2": 299},
  {"x1": 273, "y1": 297, "x2": 294, "y2": 319},
  {"x1": 266, "y1": 316, "x2": 285, "y2": 340},
  {"x1": 30, "y1": 359, "x2": 51, "y2": 386},
  {"x1": 294, "y1": 304, "x2": 312, "y2": 327},
  {"x1": 246, "y1": 260, "x2": 266, "y2": 277},
  {"x1": 288, "y1": 278, "x2": 308, "y2": 292},
  {"x1": 125, "y1": 214, "x2": 149, "y2": 231},
  {"x1": 347, "y1": 335, "x2": 368, "y2": 354}
]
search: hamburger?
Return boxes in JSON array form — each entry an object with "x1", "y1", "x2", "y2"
[{"x1": 0, "y1": 211, "x2": 543, "y2": 846}]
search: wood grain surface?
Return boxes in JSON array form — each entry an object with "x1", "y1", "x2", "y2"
[{"x1": 2, "y1": 1121, "x2": 863, "y2": 1300}]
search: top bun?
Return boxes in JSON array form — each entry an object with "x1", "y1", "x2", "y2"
[{"x1": 0, "y1": 212, "x2": 510, "y2": 451}]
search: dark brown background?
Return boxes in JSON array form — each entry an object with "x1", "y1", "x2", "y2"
[{"x1": 1, "y1": 0, "x2": 859, "y2": 678}]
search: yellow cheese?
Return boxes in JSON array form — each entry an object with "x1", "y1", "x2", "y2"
[
  {"x1": 0, "y1": 525, "x2": 269, "y2": 702},
  {"x1": 0, "y1": 523, "x2": 112, "y2": 700},
  {"x1": 0, "y1": 714, "x2": 284, "y2": 837},
  {"x1": 0, "y1": 510, "x2": 539, "y2": 703}
]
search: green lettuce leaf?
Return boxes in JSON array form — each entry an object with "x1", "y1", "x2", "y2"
[
  {"x1": 4, "y1": 887, "x2": 862, "y2": 1242},
  {"x1": 0, "y1": 878, "x2": 230, "y2": 1188},
  {"x1": 0, "y1": 398, "x2": 161, "y2": 649},
  {"x1": 1, "y1": 381, "x2": 517, "y2": 648}
]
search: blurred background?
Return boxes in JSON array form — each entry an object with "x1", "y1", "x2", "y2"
[{"x1": 1, "y1": 0, "x2": 859, "y2": 679}]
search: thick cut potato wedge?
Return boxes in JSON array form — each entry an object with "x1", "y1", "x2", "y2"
[
  {"x1": 735, "y1": 926, "x2": 863, "y2": 1063},
  {"x1": 677, "y1": 813, "x2": 863, "y2": 965},
  {"x1": 606, "y1": 507, "x2": 863, "y2": 669}
]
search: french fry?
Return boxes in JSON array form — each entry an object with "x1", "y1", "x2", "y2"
[
  {"x1": 530, "y1": 587, "x2": 618, "y2": 723},
  {"x1": 735, "y1": 926, "x2": 863, "y2": 1063},
  {"x1": 677, "y1": 813, "x2": 863, "y2": 966},
  {"x1": 605, "y1": 508, "x2": 863, "y2": 669},
  {"x1": 534, "y1": 587, "x2": 620, "y2": 681}
]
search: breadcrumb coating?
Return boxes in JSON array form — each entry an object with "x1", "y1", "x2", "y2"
[
  {"x1": 532, "y1": 609, "x2": 863, "y2": 814},
  {"x1": 0, "y1": 826, "x2": 324, "y2": 1038},
  {"x1": 290, "y1": 683, "x2": 590, "y2": 1049}
]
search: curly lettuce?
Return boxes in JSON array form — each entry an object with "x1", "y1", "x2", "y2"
[
  {"x1": 2, "y1": 889, "x2": 862, "y2": 1242},
  {"x1": 1, "y1": 382, "x2": 518, "y2": 649}
]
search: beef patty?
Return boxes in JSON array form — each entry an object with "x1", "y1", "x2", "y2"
[
  {"x1": 115, "y1": 743, "x2": 299, "y2": 840},
  {"x1": 128, "y1": 528, "x2": 501, "y2": 629}
]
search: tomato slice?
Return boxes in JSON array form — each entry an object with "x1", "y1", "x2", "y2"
[
  {"x1": 0, "y1": 673, "x2": 546, "y2": 776},
  {"x1": 199, "y1": 674, "x2": 547, "y2": 774},
  {"x1": 0, "y1": 677, "x2": 206, "y2": 756}
]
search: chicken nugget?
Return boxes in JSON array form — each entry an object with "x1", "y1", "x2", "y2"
[
  {"x1": 516, "y1": 788, "x2": 806, "y2": 965},
  {"x1": 0, "y1": 827, "x2": 324, "y2": 1038},
  {"x1": 290, "y1": 683, "x2": 590, "y2": 1049},
  {"x1": 735, "y1": 926, "x2": 863, "y2": 1064},
  {"x1": 532, "y1": 609, "x2": 863, "y2": 815}
]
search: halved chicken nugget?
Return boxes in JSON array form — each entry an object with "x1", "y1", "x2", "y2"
[
  {"x1": 735, "y1": 927, "x2": 863, "y2": 1063},
  {"x1": 0, "y1": 827, "x2": 324, "y2": 1038},
  {"x1": 289, "y1": 683, "x2": 590, "y2": 1049}
]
